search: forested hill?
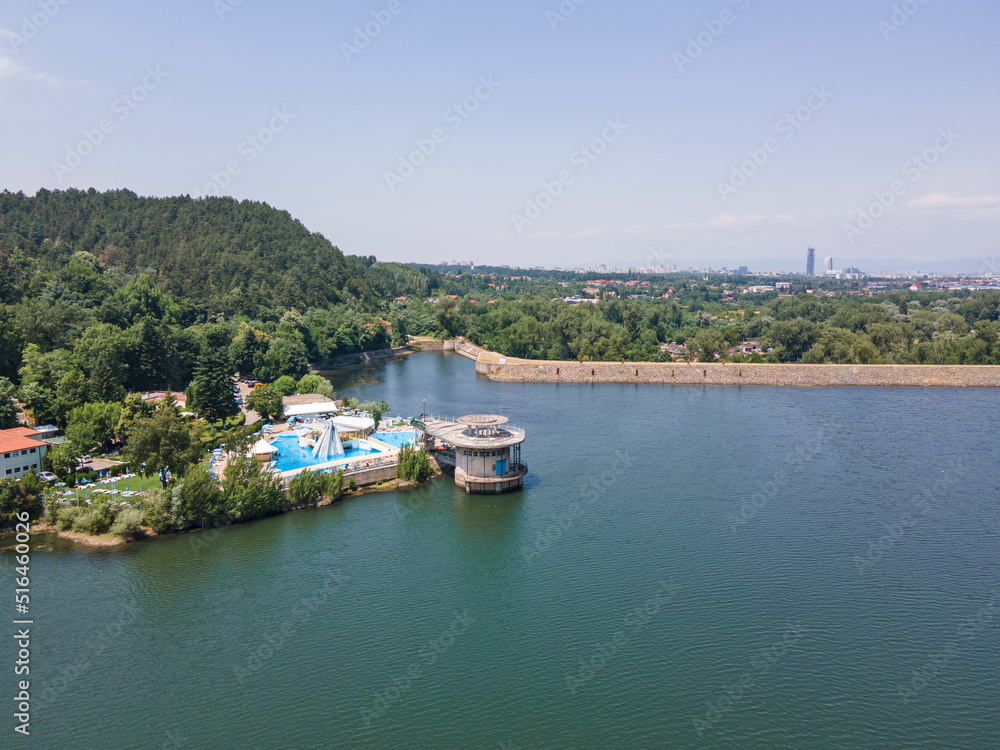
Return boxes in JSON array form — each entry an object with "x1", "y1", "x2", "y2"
[
  {"x1": 0, "y1": 188, "x2": 416, "y2": 314},
  {"x1": 0, "y1": 189, "x2": 447, "y2": 423}
]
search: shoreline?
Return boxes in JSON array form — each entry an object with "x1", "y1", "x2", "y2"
[
  {"x1": 12, "y1": 469, "x2": 442, "y2": 550},
  {"x1": 451, "y1": 340, "x2": 1000, "y2": 387}
]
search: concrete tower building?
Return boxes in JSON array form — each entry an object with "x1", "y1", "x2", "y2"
[
  {"x1": 423, "y1": 414, "x2": 527, "y2": 494},
  {"x1": 806, "y1": 247, "x2": 815, "y2": 276}
]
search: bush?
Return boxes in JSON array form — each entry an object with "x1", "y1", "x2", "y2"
[
  {"x1": 348, "y1": 478, "x2": 358, "y2": 492},
  {"x1": 321, "y1": 470, "x2": 344, "y2": 502},
  {"x1": 55, "y1": 506, "x2": 85, "y2": 531},
  {"x1": 142, "y1": 487, "x2": 184, "y2": 534},
  {"x1": 110, "y1": 508, "x2": 145, "y2": 541},
  {"x1": 288, "y1": 471, "x2": 322, "y2": 507},
  {"x1": 72, "y1": 503, "x2": 114, "y2": 535},
  {"x1": 396, "y1": 445, "x2": 432, "y2": 482}
]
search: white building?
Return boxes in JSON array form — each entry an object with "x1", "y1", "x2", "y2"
[{"x1": 0, "y1": 428, "x2": 48, "y2": 480}]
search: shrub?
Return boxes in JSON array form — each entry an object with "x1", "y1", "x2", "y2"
[
  {"x1": 396, "y1": 445, "x2": 432, "y2": 482},
  {"x1": 348, "y1": 478, "x2": 358, "y2": 492},
  {"x1": 55, "y1": 506, "x2": 85, "y2": 531},
  {"x1": 72, "y1": 503, "x2": 114, "y2": 535},
  {"x1": 110, "y1": 508, "x2": 145, "y2": 541},
  {"x1": 142, "y1": 487, "x2": 185, "y2": 534},
  {"x1": 321, "y1": 470, "x2": 344, "y2": 502},
  {"x1": 288, "y1": 471, "x2": 321, "y2": 507}
]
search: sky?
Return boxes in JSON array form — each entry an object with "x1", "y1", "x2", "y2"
[{"x1": 1, "y1": 0, "x2": 998, "y2": 273}]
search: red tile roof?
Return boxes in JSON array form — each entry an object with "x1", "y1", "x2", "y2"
[
  {"x1": 0, "y1": 431, "x2": 47, "y2": 454},
  {"x1": 4, "y1": 427, "x2": 40, "y2": 439}
]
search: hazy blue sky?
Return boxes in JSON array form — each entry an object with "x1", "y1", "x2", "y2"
[{"x1": 2, "y1": 0, "x2": 998, "y2": 271}]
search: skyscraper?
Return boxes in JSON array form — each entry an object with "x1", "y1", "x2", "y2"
[
  {"x1": 826, "y1": 257, "x2": 834, "y2": 272},
  {"x1": 806, "y1": 247, "x2": 815, "y2": 276}
]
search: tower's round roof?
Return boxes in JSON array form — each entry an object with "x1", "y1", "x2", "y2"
[{"x1": 456, "y1": 414, "x2": 509, "y2": 427}]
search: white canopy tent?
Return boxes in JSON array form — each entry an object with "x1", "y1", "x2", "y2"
[
  {"x1": 283, "y1": 402, "x2": 340, "y2": 418},
  {"x1": 251, "y1": 438, "x2": 279, "y2": 457}
]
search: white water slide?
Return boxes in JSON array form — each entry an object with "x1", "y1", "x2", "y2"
[{"x1": 311, "y1": 423, "x2": 345, "y2": 460}]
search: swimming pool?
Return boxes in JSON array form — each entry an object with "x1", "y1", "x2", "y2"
[
  {"x1": 269, "y1": 432, "x2": 382, "y2": 474},
  {"x1": 371, "y1": 431, "x2": 419, "y2": 449}
]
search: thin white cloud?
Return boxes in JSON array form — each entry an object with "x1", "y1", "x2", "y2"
[
  {"x1": 775, "y1": 214, "x2": 812, "y2": 227},
  {"x1": 908, "y1": 193, "x2": 1000, "y2": 208},
  {"x1": 526, "y1": 227, "x2": 615, "y2": 240},
  {"x1": 620, "y1": 224, "x2": 651, "y2": 235},
  {"x1": 0, "y1": 55, "x2": 24, "y2": 78},
  {"x1": 908, "y1": 193, "x2": 1000, "y2": 220},
  {"x1": 663, "y1": 214, "x2": 767, "y2": 231}
]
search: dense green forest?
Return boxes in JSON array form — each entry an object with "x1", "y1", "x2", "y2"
[
  {"x1": 0, "y1": 188, "x2": 444, "y2": 429},
  {"x1": 2, "y1": 188, "x2": 998, "y2": 438}
]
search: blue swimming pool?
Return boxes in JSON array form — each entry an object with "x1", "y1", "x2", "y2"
[
  {"x1": 269, "y1": 432, "x2": 381, "y2": 474},
  {"x1": 371, "y1": 430, "x2": 419, "y2": 449}
]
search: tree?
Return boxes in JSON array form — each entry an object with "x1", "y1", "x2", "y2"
[
  {"x1": 221, "y1": 454, "x2": 284, "y2": 522},
  {"x1": 396, "y1": 445, "x2": 432, "y2": 482},
  {"x1": 115, "y1": 393, "x2": 155, "y2": 444},
  {"x1": 127, "y1": 408, "x2": 203, "y2": 479},
  {"x1": 65, "y1": 402, "x2": 123, "y2": 455},
  {"x1": 0, "y1": 473, "x2": 45, "y2": 528},
  {"x1": 288, "y1": 470, "x2": 322, "y2": 507},
  {"x1": 189, "y1": 343, "x2": 237, "y2": 427},
  {"x1": 392, "y1": 314, "x2": 408, "y2": 347},
  {"x1": 245, "y1": 384, "x2": 284, "y2": 421},
  {"x1": 176, "y1": 463, "x2": 223, "y2": 527},
  {"x1": 0, "y1": 377, "x2": 18, "y2": 429},
  {"x1": 230, "y1": 323, "x2": 268, "y2": 379},
  {"x1": 360, "y1": 399, "x2": 390, "y2": 430},
  {"x1": 271, "y1": 375, "x2": 298, "y2": 397},
  {"x1": 296, "y1": 373, "x2": 334, "y2": 399}
]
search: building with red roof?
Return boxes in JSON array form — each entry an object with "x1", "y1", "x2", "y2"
[{"x1": 0, "y1": 428, "x2": 48, "y2": 479}]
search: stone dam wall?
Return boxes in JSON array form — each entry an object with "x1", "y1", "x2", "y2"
[
  {"x1": 447, "y1": 340, "x2": 1000, "y2": 387},
  {"x1": 480, "y1": 361, "x2": 1000, "y2": 387}
]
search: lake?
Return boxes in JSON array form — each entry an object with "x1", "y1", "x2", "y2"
[{"x1": 4, "y1": 351, "x2": 999, "y2": 748}]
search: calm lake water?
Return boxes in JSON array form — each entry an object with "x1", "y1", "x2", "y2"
[{"x1": 4, "y1": 352, "x2": 999, "y2": 749}]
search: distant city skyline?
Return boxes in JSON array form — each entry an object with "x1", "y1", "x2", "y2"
[{"x1": 2, "y1": 0, "x2": 998, "y2": 270}]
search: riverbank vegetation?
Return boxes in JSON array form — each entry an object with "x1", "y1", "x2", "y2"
[{"x1": 396, "y1": 445, "x2": 433, "y2": 482}]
